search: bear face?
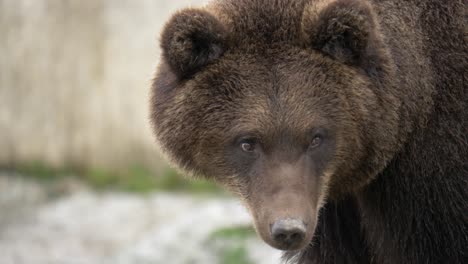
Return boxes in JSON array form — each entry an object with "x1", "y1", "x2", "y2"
[{"x1": 151, "y1": 0, "x2": 400, "y2": 251}]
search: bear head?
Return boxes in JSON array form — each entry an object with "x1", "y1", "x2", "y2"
[{"x1": 151, "y1": 0, "x2": 400, "y2": 251}]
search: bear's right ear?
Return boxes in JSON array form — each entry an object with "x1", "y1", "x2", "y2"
[{"x1": 161, "y1": 9, "x2": 228, "y2": 78}]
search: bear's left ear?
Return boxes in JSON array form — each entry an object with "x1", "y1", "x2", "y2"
[
  {"x1": 161, "y1": 9, "x2": 228, "y2": 78},
  {"x1": 302, "y1": 0, "x2": 377, "y2": 67}
]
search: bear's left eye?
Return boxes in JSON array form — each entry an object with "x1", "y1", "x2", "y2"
[
  {"x1": 309, "y1": 128, "x2": 327, "y2": 150},
  {"x1": 309, "y1": 133, "x2": 324, "y2": 149}
]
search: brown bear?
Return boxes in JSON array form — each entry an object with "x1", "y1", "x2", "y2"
[{"x1": 150, "y1": 0, "x2": 467, "y2": 263}]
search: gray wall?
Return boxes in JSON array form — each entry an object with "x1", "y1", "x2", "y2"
[{"x1": 0, "y1": 0, "x2": 207, "y2": 171}]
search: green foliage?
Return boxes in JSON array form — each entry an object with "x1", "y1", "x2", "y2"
[
  {"x1": 219, "y1": 246, "x2": 253, "y2": 264},
  {"x1": 152, "y1": 168, "x2": 222, "y2": 194},
  {"x1": 16, "y1": 161, "x2": 71, "y2": 181},
  {"x1": 208, "y1": 225, "x2": 256, "y2": 264},
  {"x1": 14, "y1": 162, "x2": 221, "y2": 194},
  {"x1": 85, "y1": 168, "x2": 119, "y2": 189},
  {"x1": 119, "y1": 165, "x2": 158, "y2": 193},
  {"x1": 210, "y1": 226, "x2": 256, "y2": 240}
]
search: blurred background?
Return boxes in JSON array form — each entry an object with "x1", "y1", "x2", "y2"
[{"x1": 0, "y1": 1, "x2": 282, "y2": 263}]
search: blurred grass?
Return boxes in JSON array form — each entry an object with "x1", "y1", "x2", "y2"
[
  {"x1": 209, "y1": 225, "x2": 256, "y2": 264},
  {"x1": 220, "y1": 246, "x2": 253, "y2": 264},
  {"x1": 210, "y1": 226, "x2": 256, "y2": 240},
  {"x1": 14, "y1": 161, "x2": 222, "y2": 194}
]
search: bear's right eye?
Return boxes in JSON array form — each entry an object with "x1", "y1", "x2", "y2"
[{"x1": 239, "y1": 139, "x2": 256, "y2": 153}]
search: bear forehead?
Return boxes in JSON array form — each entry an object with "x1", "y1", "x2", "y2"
[
  {"x1": 180, "y1": 51, "x2": 341, "y2": 136},
  {"x1": 194, "y1": 47, "x2": 344, "y2": 105},
  {"x1": 211, "y1": 0, "x2": 310, "y2": 45}
]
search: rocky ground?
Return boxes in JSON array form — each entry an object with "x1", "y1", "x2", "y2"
[{"x1": 0, "y1": 173, "x2": 283, "y2": 264}]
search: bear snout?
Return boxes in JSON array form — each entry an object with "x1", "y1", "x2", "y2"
[{"x1": 270, "y1": 218, "x2": 307, "y2": 250}]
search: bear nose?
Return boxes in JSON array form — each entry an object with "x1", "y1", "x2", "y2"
[{"x1": 271, "y1": 219, "x2": 306, "y2": 248}]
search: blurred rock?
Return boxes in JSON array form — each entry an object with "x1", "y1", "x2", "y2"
[
  {"x1": 0, "y1": 174, "x2": 283, "y2": 264},
  {"x1": 0, "y1": 173, "x2": 48, "y2": 229}
]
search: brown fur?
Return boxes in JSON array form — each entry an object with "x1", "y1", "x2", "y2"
[{"x1": 150, "y1": 0, "x2": 467, "y2": 263}]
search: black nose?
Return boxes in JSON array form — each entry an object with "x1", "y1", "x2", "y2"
[{"x1": 271, "y1": 219, "x2": 306, "y2": 248}]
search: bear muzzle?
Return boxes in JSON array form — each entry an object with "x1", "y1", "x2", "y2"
[{"x1": 246, "y1": 159, "x2": 321, "y2": 251}]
